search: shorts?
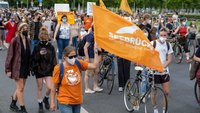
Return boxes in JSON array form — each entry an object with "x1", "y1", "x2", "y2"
[
  {"x1": 86, "y1": 58, "x2": 98, "y2": 76},
  {"x1": 149, "y1": 74, "x2": 170, "y2": 84}
]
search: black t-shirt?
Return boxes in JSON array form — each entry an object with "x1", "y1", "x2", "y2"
[
  {"x1": 195, "y1": 47, "x2": 200, "y2": 57},
  {"x1": 0, "y1": 20, "x2": 4, "y2": 30},
  {"x1": 34, "y1": 22, "x2": 40, "y2": 40}
]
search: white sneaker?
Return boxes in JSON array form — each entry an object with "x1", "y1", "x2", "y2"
[
  {"x1": 94, "y1": 87, "x2": 103, "y2": 92},
  {"x1": 118, "y1": 87, "x2": 123, "y2": 92},
  {"x1": 85, "y1": 89, "x2": 95, "y2": 94},
  {"x1": 154, "y1": 108, "x2": 159, "y2": 113},
  {"x1": 163, "y1": 109, "x2": 168, "y2": 113}
]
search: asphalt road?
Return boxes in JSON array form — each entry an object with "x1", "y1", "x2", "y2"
[{"x1": 0, "y1": 49, "x2": 200, "y2": 113}]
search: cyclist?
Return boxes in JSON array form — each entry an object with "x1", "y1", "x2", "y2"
[
  {"x1": 151, "y1": 28, "x2": 173, "y2": 113},
  {"x1": 173, "y1": 18, "x2": 191, "y2": 63}
]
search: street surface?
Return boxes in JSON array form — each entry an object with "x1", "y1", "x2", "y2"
[{"x1": 0, "y1": 50, "x2": 200, "y2": 113}]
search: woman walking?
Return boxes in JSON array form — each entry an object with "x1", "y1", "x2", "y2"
[{"x1": 5, "y1": 23, "x2": 31, "y2": 113}]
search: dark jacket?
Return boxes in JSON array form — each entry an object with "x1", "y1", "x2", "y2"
[
  {"x1": 29, "y1": 21, "x2": 42, "y2": 40},
  {"x1": 31, "y1": 41, "x2": 57, "y2": 76},
  {"x1": 5, "y1": 37, "x2": 31, "y2": 80}
]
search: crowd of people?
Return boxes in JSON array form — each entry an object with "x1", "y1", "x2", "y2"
[{"x1": 1, "y1": 7, "x2": 199, "y2": 113}]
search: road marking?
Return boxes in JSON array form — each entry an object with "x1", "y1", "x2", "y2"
[{"x1": 81, "y1": 107, "x2": 89, "y2": 113}]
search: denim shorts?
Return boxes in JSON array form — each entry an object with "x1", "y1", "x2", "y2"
[{"x1": 58, "y1": 103, "x2": 81, "y2": 113}]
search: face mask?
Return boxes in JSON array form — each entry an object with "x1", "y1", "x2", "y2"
[
  {"x1": 144, "y1": 33, "x2": 149, "y2": 37},
  {"x1": 182, "y1": 22, "x2": 186, "y2": 25},
  {"x1": 38, "y1": 17, "x2": 41, "y2": 21},
  {"x1": 41, "y1": 41, "x2": 48, "y2": 45},
  {"x1": 147, "y1": 19, "x2": 151, "y2": 24},
  {"x1": 161, "y1": 20, "x2": 164, "y2": 23},
  {"x1": 22, "y1": 31, "x2": 28, "y2": 37},
  {"x1": 192, "y1": 25, "x2": 195, "y2": 27},
  {"x1": 62, "y1": 18, "x2": 67, "y2": 23},
  {"x1": 42, "y1": 17, "x2": 46, "y2": 21},
  {"x1": 159, "y1": 37, "x2": 167, "y2": 43},
  {"x1": 11, "y1": 19, "x2": 15, "y2": 22},
  {"x1": 22, "y1": 18, "x2": 25, "y2": 22},
  {"x1": 67, "y1": 58, "x2": 75, "y2": 65}
]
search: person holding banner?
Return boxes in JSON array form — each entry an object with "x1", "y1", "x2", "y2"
[
  {"x1": 54, "y1": 15, "x2": 72, "y2": 63},
  {"x1": 50, "y1": 45, "x2": 101, "y2": 113},
  {"x1": 150, "y1": 28, "x2": 173, "y2": 113}
]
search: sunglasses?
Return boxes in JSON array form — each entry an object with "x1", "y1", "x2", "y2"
[
  {"x1": 68, "y1": 55, "x2": 77, "y2": 59},
  {"x1": 160, "y1": 35, "x2": 167, "y2": 37}
]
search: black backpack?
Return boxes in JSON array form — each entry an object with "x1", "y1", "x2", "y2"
[
  {"x1": 77, "y1": 36, "x2": 86, "y2": 56},
  {"x1": 153, "y1": 40, "x2": 170, "y2": 51}
]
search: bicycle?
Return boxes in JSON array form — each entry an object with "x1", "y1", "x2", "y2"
[
  {"x1": 123, "y1": 66, "x2": 168, "y2": 113},
  {"x1": 194, "y1": 79, "x2": 200, "y2": 105},
  {"x1": 98, "y1": 52, "x2": 115, "y2": 95},
  {"x1": 167, "y1": 34, "x2": 195, "y2": 64}
]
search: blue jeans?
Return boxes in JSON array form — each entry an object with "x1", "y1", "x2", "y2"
[
  {"x1": 57, "y1": 38, "x2": 70, "y2": 60},
  {"x1": 72, "y1": 36, "x2": 78, "y2": 49},
  {"x1": 31, "y1": 40, "x2": 39, "y2": 52},
  {"x1": 58, "y1": 104, "x2": 81, "y2": 113},
  {"x1": 140, "y1": 69, "x2": 150, "y2": 96}
]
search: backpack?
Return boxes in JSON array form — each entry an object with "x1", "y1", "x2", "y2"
[
  {"x1": 56, "y1": 60, "x2": 82, "y2": 94},
  {"x1": 153, "y1": 40, "x2": 170, "y2": 51},
  {"x1": 153, "y1": 40, "x2": 170, "y2": 60},
  {"x1": 77, "y1": 36, "x2": 86, "y2": 56}
]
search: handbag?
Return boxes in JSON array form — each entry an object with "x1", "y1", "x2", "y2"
[
  {"x1": 189, "y1": 60, "x2": 200, "y2": 80},
  {"x1": 56, "y1": 24, "x2": 61, "y2": 40}
]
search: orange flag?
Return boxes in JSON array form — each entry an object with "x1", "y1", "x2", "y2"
[
  {"x1": 93, "y1": 6, "x2": 164, "y2": 72},
  {"x1": 120, "y1": 0, "x2": 133, "y2": 15},
  {"x1": 99, "y1": 0, "x2": 106, "y2": 8}
]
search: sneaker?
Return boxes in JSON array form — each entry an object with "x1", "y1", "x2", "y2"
[
  {"x1": 85, "y1": 89, "x2": 95, "y2": 94},
  {"x1": 118, "y1": 87, "x2": 123, "y2": 92},
  {"x1": 38, "y1": 102, "x2": 44, "y2": 113},
  {"x1": 154, "y1": 108, "x2": 159, "y2": 113},
  {"x1": 93, "y1": 87, "x2": 103, "y2": 92},
  {"x1": 43, "y1": 97, "x2": 50, "y2": 110},
  {"x1": 163, "y1": 108, "x2": 168, "y2": 113},
  {"x1": 10, "y1": 103, "x2": 19, "y2": 112},
  {"x1": 18, "y1": 109, "x2": 28, "y2": 113}
]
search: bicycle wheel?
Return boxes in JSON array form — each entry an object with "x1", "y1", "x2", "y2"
[
  {"x1": 188, "y1": 40, "x2": 196, "y2": 59},
  {"x1": 145, "y1": 86, "x2": 168, "y2": 113},
  {"x1": 173, "y1": 44, "x2": 183, "y2": 64},
  {"x1": 124, "y1": 78, "x2": 140, "y2": 112},
  {"x1": 106, "y1": 72, "x2": 115, "y2": 95},
  {"x1": 194, "y1": 80, "x2": 200, "y2": 105},
  {"x1": 98, "y1": 62, "x2": 105, "y2": 87}
]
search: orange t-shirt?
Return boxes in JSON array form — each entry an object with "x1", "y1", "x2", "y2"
[
  {"x1": 52, "y1": 60, "x2": 88, "y2": 104},
  {"x1": 84, "y1": 17, "x2": 93, "y2": 30}
]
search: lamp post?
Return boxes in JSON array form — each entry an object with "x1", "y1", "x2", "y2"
[
  {"x1": 27, "y1": 0, "x2": 29, "y2": 9},
  {"x1": 21, "y1": 1, "x2": 23, "y2": 8}
]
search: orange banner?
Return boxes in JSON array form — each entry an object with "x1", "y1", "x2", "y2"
[
  {"x1": 99, "y1": 0, "x2": 106, "y2": 9},
  {"x1": 120, "y1": 0, "x2": 133, "y2": 15},
  {"x1": 93, "y1": 6, "x2": 164, "y2": 72},
  {"x1": 57, "y1": 12, "x2": 75, "y2": 25}
]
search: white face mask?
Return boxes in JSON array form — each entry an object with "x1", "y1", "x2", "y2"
[
  {"x1": 182, "y1": 22, "x2": 186, "y2": 25},
  {"x1": 161, "y1": 20, "x2": 164, "y2": 23},
  {"x1": 144, "y1": 33, "x2": 149, "y2": 37},
  {"x1": 42, "y1": 17, "x2": 46, "y2": 21},
  {"x1": 159, "y1": 37, "x2": 167, "y2": 43},
  {"x1": 147, "y1": 19, "x2": 151, "y2": 24},
  {"x1": 22, "y1": 18, "x2": 25, "y2": 22},
  {"x1": 67, "y1": 58, "x2": 76, "y2": 65},
  {"x1": 192, "y1": 25, "x2": 195, "y2": 27}
]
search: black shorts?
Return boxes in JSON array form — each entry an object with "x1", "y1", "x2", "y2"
[{"x1": 149, "y1": 74, "x2": 170, "y2": 84}]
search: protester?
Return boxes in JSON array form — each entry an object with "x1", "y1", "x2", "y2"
[
  {"x1": 5, "y1": 23, "x2": 31, "y2": 113},
  {"x1": 54, "y1": 15, "x2": 72, "y2": 63},
  {"x1": 3, "y1": 15, "x2": 17, "y2": 48},
  {"x1": 84, "y1": 26, "x2": 103, "y2": 93},
  {"x1": 31, "y1": 27, "x2": 57, "y2": 113},
  {"x1": 0, "y1": 13, "x2": 4, "y2": 50},
  {"x1": 151, "y1": 28, "x2": 173, "y2": 113},
  {"x1": 29, "y1": 12, "x2": 43, "y2": 51},
  {"x1": 50, "y1": 45, "x2": 101, "y2": 113}
]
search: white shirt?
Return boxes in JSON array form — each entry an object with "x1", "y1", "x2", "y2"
[
  {"x1": 59, "y1": 24, "x2": 70, "y2": 39},
  {"x1": 151, "y1": 40, "x2": 173, "y2": 74}
]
